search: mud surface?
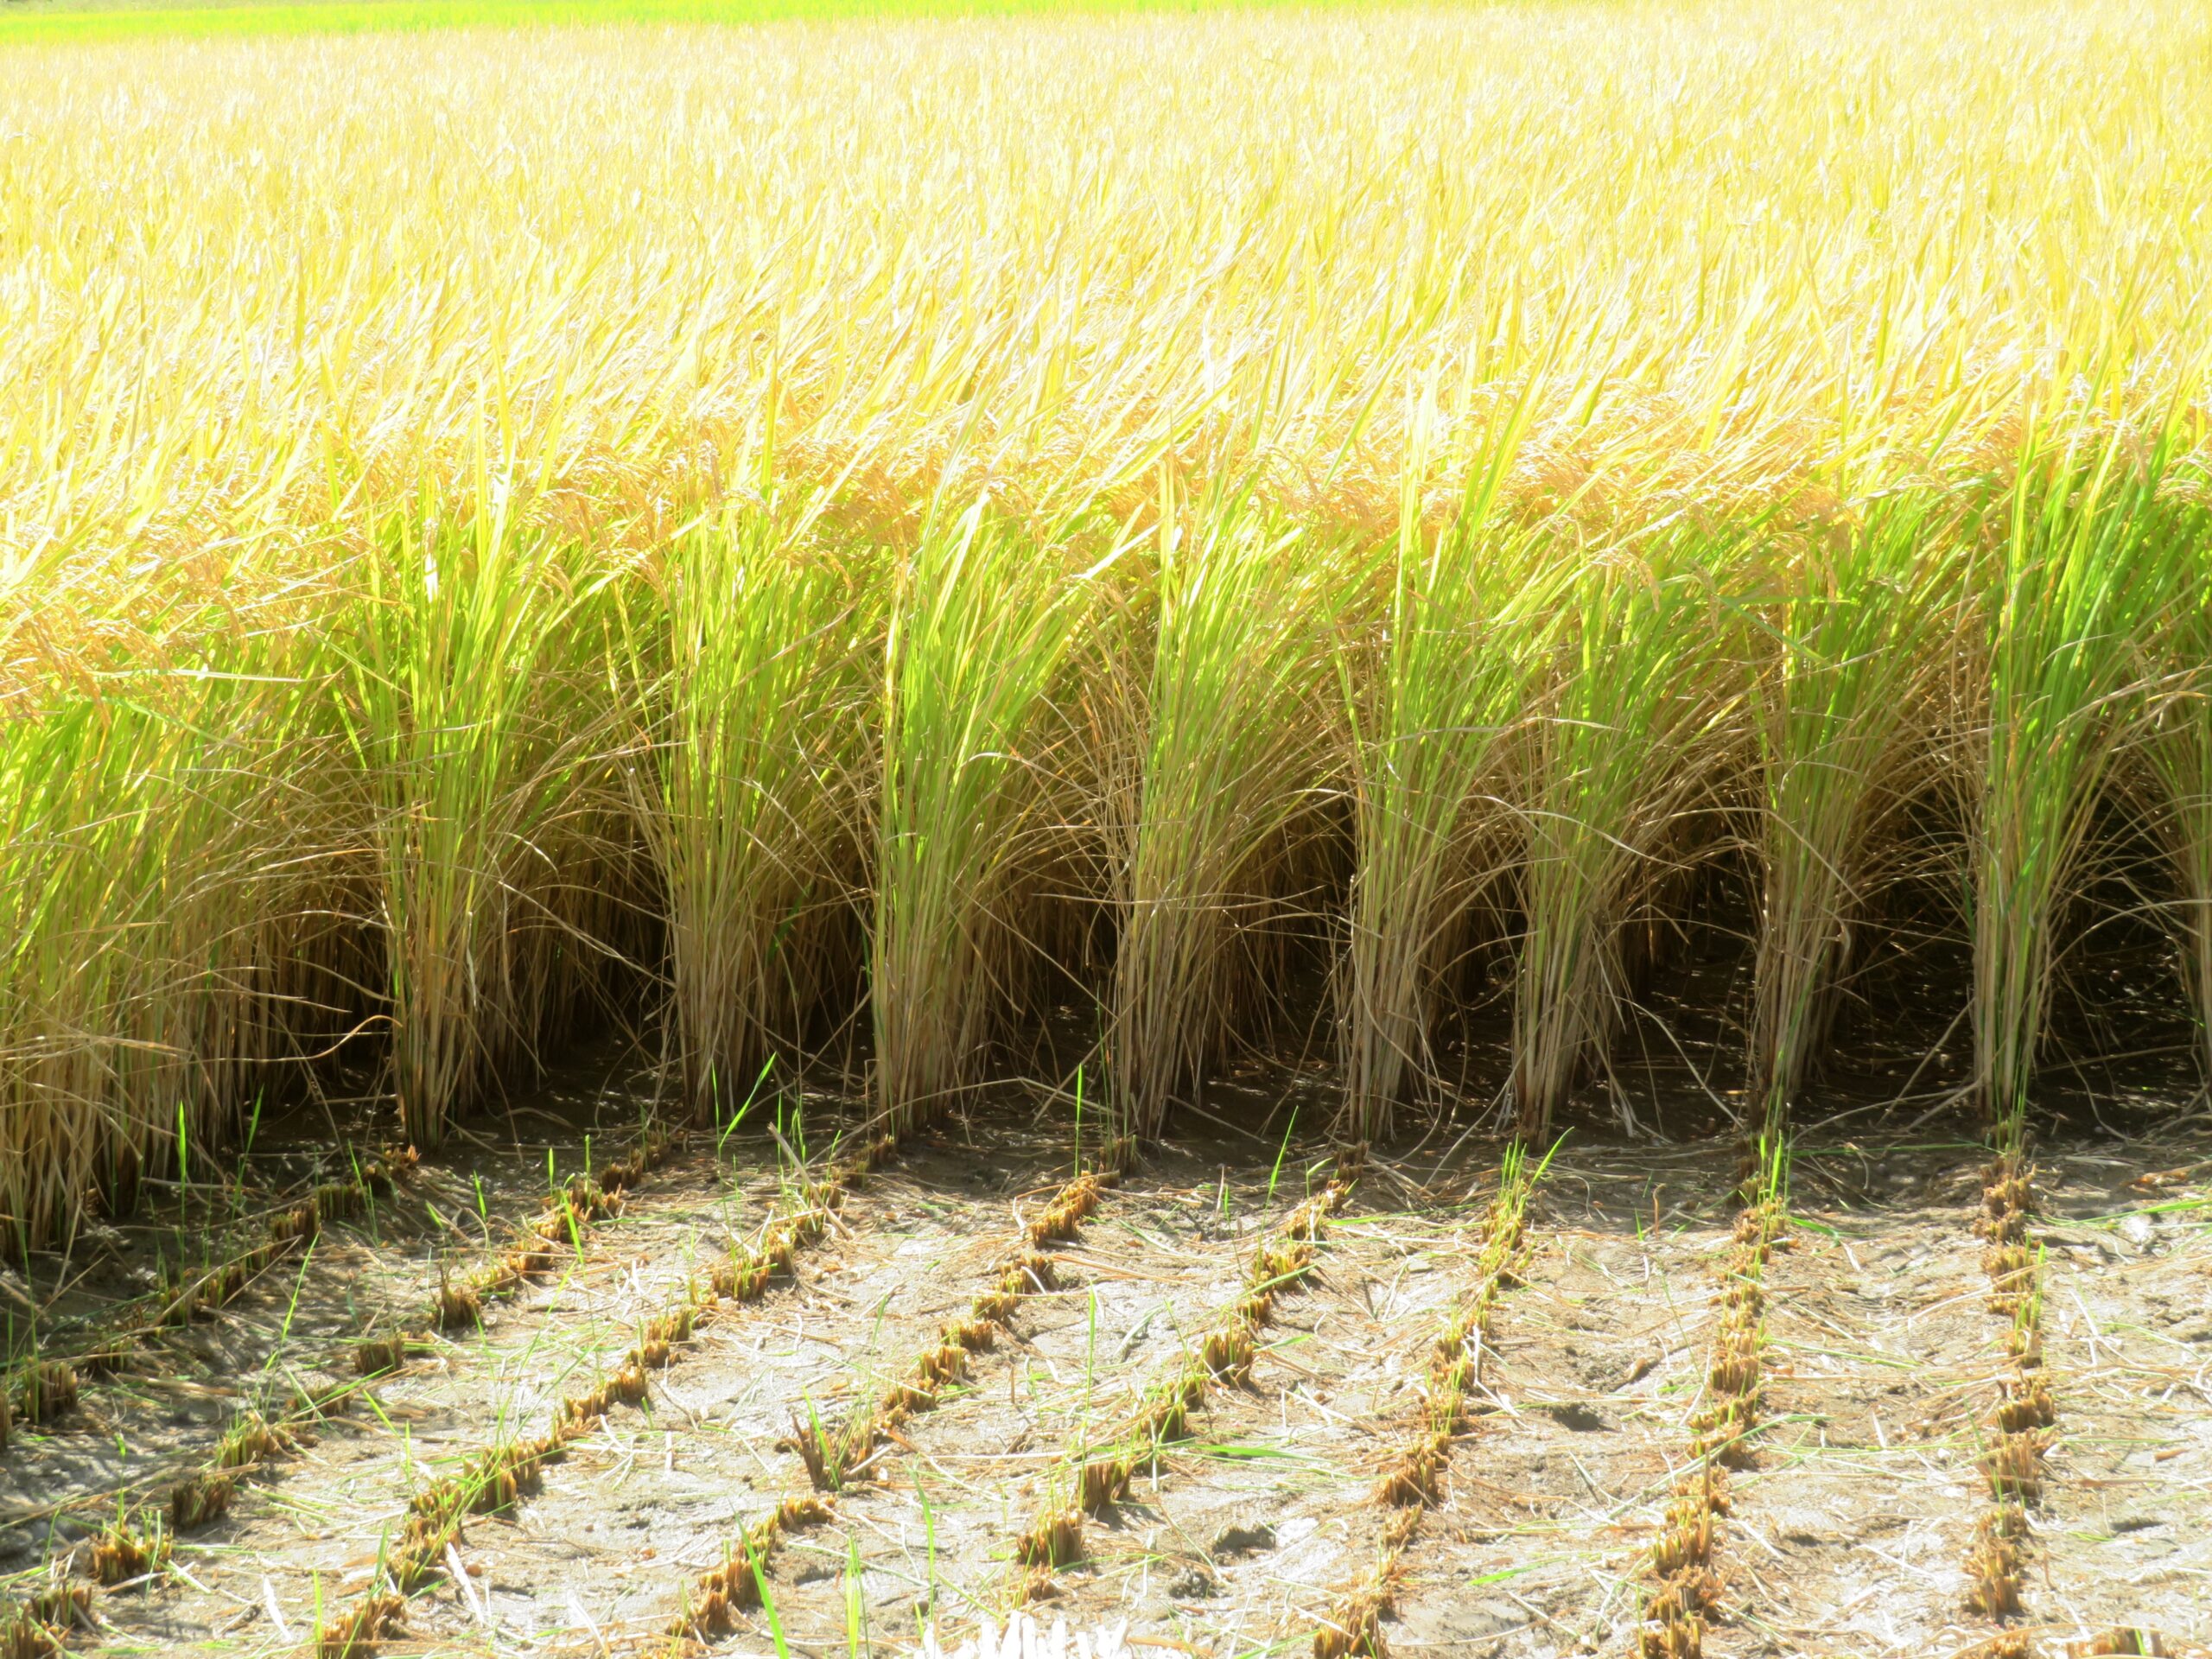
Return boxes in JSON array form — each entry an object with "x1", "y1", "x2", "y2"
[{"x1": 3, "y1": 1068, "x2": 2208, "y2": 1659}]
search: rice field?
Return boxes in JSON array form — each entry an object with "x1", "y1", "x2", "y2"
[{"x1": 4, "y1": 0, "x2": 2212, "y2": 1655}]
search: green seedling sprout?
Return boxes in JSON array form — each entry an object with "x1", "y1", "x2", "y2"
[
  {"x1": 1267, "y1": 1103, "x2": 1300, "y2": 1206},
  {"x1": 175, "y1": 1102, "x2": 191, "y2": 1227},
  {"x1": 259, "y1": 1236, "x2": 319, "y2": 1389},
  {"x1": 916, "y1": 1474, "x2": 938, "y2": 1622},
  {"x1": 719, "y1": 1056, "x2": 779, "y2": 1160},
  {"x1": 745, "y1": 1529, "x2": 791, "y2": 1659},
  {"x1": 845, "y1": 1538, "x2": 868, "y2": 1658}
]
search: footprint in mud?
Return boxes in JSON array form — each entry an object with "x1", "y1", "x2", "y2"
[
  {"x1": 1543, "y1": 1400, "x2": 1612, "y2": 1432},
  {"x1": 1210, "y1": 1521, "x2": 1276, "y2": 1556},
  {"x1": 1166, "y1": 1566, "x2": 1219, "y2": 1599}
]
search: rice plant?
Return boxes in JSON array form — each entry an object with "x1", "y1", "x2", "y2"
[
  {"x1": 1972, "y1": 396, "x2": 2190, "y2": 1154},
  {"x1": 0, "y1": 680, "x2": 199, "y2": 1237},
  {"x1": 873, "y1": 499, "x2": 1118, "y2": 1133},
  {"x1": 2133, "y1": 454, "x2": 2212, "y2": 1090},
  {"x1": 1338, "y1": 387, "x2": 1561, "y2": 1139},
  {"x1": 1510, "y1": 515, "x2": 1753, "y2": 1138},
  {"x1": 1107, "y1": 479, "x2": 1351, "y2": 1139},
  {"x1": 1746, "y1": 471, "x2": 1967, "y2": 1154},
  {"x1": 338, "y1": 479, "x2": 631, "y2": 1147},
  {"x1": 644, "y1": 497, "x2": 877, "y2": 1118},
  {"x1": 0, "y1": 563, "x2": 345, "y2": 1238}
]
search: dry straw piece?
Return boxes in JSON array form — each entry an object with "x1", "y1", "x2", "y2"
[
  {"x1": 661, "y1": 1160, "x2": 1115, "y2": 1654},
  {"x1": 1020, "y1": 1159, "x2": 1357, "y2": 1605},
  {"x1": 1313, "y1": 1137, "x2": 1548, "y2": 1659},
  {"x1": 1636, "y1": 1175, "x2": 1787, "y2": 1659},
  {"x1": 315, "y1": 1131, "x2": 891, "y2": 1658}
]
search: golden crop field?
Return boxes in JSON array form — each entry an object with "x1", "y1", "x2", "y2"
[{"x1": 3, "y1": 4, "x2": 2211, "y2": 1656}]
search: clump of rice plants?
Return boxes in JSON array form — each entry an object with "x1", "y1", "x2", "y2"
[
  {"x1": 340, "y1": 489, "x2": 637, "y2": 1147},
  {"x1": 1108, "y1": 486, "x2": 1349, "y2": 1138},
  {"x1": 1338, "y1": 391, "x2": 1560, "y2": 1140},
  {"x1": 1510, "y1": 515, "x2": 1752, "y2": 1138},
  {"x1": 3, "y1": 0, "x2": 2211, "y2": 1238},
  {"x1": 0, "y1": 588, "x2": 345, "y2": 1243},
  {"x1": 1972, "y1": 397, "x2": 2196, "y2": 1154},
  {"x1": 874, "y1": 502, "x2": 1121, "y2": 1132},
  {"x1": 1747, "y1": 459, "x2": 1966, "y2": 1156},
  {"x1": 643, "y1": 498, "x2": 877, "y2": 1118},
  {"x1": 2130, "y1": 448, "x2": 2212, "y2": 1090},
  {"x1": 667, "y1": 1495, "x2": 834, "y2": 1644}
]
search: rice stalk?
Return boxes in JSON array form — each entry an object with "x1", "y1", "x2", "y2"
[
  {"x1": 1973, "y1": 397, "x2": 2186, "y2": 1151},
  {"x1": 1109, "y1": 478, "x2": 1354, "y2": 1138},
  {"x1": 1338, "y1": 385, "x2": 1560, "y2": 1139},
  {"x1": 873, "y1": 499, "x2": 1120, "y2": 1133},
  {"x1": 645, "y1": 496, "x2": 877, "y2": 1117},
  {"x1": 1510, "y1": 517, "x2": 1752, "y2": 1138}
]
